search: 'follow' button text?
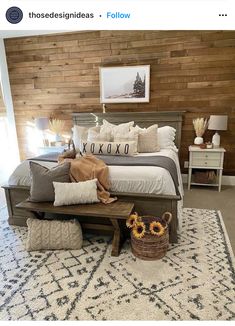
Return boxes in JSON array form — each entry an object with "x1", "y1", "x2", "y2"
[{"x1": 106, "y1": 12, "x2": 131, "y2": 19}]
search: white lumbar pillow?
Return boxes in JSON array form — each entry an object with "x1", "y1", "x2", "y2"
[
  {"x1": 81, "y1": 141, "x2": 138, "y2": 156},
  {"x1": 53, "y1": 179, "x2": 99, "y2": 206}
]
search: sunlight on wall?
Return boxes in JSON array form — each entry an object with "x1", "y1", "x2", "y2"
[
  {"x1": 0, "y1": 116, "x2": 17, "y2": 183},
  {"x1": 26, "y1": 121, "x2": 69, "y2": 155}
]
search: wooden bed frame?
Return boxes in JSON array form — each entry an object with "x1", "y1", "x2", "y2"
[{"x1": 3, "y1": 111, "x2": 184, "y2": 243}]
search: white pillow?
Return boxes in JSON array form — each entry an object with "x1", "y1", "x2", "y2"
[
  {"x1": 158, "y1": 126, "x2": 177, "y2": 151},
  {"x1": 114, "y1": 130, "x2": 139, "y2": 153},
  {"x1": 131, "y1": 125, "x2": 177, "y2": 152},
  {"x1": 100, "y1": 119, "x2": 134, "y2": 140},
  {"x1": 87, "y1": 127, "x2": 112, "y2": 142},
  {"x1": 53, "y1": 179, "x2": 99, "y2": 206},
  {"x1": 72, "y1": 126, "x2": 99, "y2": 151},
  {"x1": 81, "y1": 141, "x2": 137, "y2": 156},
  {"x1": 137, "y1": 124, "x2": 160, "y2": 153}
]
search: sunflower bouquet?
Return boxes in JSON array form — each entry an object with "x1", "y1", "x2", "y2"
[{"x1": 126, "y1": 212, "x2": 167, "y2": 239}]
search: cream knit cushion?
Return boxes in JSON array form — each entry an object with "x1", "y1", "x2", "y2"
[
  {"x1": 137, "y1": 124, "x2": 160, "y2": 153},
  {"x1": 53, "y1": 179, "x2": 99, "y2": 206},
  {"x1": 26, "y1": 218, "x2": 83, "y2": 251}
]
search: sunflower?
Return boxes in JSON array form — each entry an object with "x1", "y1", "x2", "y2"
[
  {"x1": 132, "y1": 221, "x2": 146, "y2": 239},
  {"x1": 126, "y1": 213, "x2": 139, "y2": 229},
  {"x1": 149, "y1": 221, "x2": 165, "y2": 237}
]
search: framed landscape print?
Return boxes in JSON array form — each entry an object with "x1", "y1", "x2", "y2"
[{"x1": 100, "y1": 65, "x2": 150, "y2": 103}]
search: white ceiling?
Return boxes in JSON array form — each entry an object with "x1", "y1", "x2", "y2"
[{"x1": 0, "y1": 30, "x2": 75, "y2": 39}]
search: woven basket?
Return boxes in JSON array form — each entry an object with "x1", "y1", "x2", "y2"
[{"x1": 131, "y1": 213, "x2": 172, "y2": 261}]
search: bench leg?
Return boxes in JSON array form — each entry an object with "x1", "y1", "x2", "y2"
[
  {"x1": 109, "y1": 218, "x2": 123, "y2": 257},
  {"x1": 169, "y1": 210, "x2": 178, "y2": 244},
  {"x1": 30, "y1": 211, "x2": 45, "y2": 220}
]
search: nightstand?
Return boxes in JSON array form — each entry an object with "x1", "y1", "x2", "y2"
[
  {"x1": 188, "y1": 145, "x2": 225, "y2": 192},
  {"x1": 38, "y1": 145, "x2": 67, "y2": 155}
]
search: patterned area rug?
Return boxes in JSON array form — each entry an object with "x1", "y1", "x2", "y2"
[{"x1": 0, "y1": 207, "x2": 234, "y2": 320}]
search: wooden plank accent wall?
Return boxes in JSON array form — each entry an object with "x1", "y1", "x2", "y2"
[{"x1": 4, "y1": 30, "x2": 235, "y2": 175}]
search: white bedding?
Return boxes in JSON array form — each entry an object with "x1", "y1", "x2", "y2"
[
  {"x1": 8, "y1": 149, "x2": 183, "y2": 195},
  {"x1": 8, "y1": 149, "x2": 183, "y2": 198},
  {"x1": 8, "y1": 149, "x2": 183, "y2": 228}
]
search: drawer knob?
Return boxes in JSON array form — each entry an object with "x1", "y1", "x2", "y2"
[
  {"x1": 205, "y1": 155, "x2": 208, "y2": 158},
  {"x1": 205, "y1": 162, "x2": 207, "y2": 165}
]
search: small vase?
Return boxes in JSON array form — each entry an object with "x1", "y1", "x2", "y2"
[
  {"x1": 194, "y1": 136, "x2": 203, "y2": 145},
  {"x1": 55, "y1": 134, "x2": 61, "y2": 142}
]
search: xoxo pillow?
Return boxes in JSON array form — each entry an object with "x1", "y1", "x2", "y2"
[{"x1": 81, "y1": 141, "x2": 137, "y2": 156}]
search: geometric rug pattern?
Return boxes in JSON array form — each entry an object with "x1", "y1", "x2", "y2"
[{"x1": 0, "y1": 207, "x2": 234, "y2": 320}]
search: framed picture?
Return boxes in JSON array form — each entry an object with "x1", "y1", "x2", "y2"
[{"x1": 99, "y1": 65, "x2": 150, "y2": 103}]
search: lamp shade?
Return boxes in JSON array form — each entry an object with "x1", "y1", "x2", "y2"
[
  {"x1": 35, "y1": 117, "x2": 49, "y2": 130},
  {"x1": 208, "y1": 115, "x2": 228, "y2": 131}
]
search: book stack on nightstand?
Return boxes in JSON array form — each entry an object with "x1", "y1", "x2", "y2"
[{"x1": 187, "y1": 145, "x2": 226, "y2": 192}]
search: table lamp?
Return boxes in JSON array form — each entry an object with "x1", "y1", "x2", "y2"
[
  {"x1": 35, "y1": 117, "x2": 49, "y2": 146},
  {"x1": 208, "y1": 115, "x2": 228, "y2": 148}
]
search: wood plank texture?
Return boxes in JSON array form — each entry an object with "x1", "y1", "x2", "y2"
[
  {"x1": 16, "y1": 200, "x2": 134, "y2": 219},
  {"x1": 4, "y1": 30, "x2": 235, "y2": 175}
]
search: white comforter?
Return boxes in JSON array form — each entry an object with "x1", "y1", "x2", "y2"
[{"x1": 8, "y1": 149, "x2": 183, "y2": 198}]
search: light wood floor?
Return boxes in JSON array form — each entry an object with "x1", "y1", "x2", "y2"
[{"x1": 0, "y1": 186, "x2": 234, "y2": 254}]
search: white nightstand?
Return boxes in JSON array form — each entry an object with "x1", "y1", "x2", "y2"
[
  {"x1": 188, "y1": 145, "x2": 225, "y2": 192},
  {"x1": 38, "y1": 145, "x2": 67, "y2": 155}
]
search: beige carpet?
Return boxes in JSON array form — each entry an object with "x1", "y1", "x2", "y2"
[
  {"x1": 184, "y1": 186, "x2": 235, "y2": 253},
  {"x1": 0, "y1": 206, "x2": 234, "y2": 320}
]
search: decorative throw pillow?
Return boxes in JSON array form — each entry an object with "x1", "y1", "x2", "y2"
[
  {"x1": 72, "y1": 125, "x2": 99, "y2": 151},
  {"x1": 81, "y1": 141, "x2": 137, "y2": 156},
  {"x1": 135, "y1": 124, "x2": 160, "y2": 153},
  {"x1": 100, "y1": 119, "x2": 134, "y2": 140},
  {"x1": 26, "y1": 218, "x2": 83, "y2": 251},
  {"x1": 53, "y1": 179, "x2": 99, "y2": 206},
  {"x1": 114, "y1": 130, "x2": 139, "y2": 153},
  {"x1": 158, "y1": 126, "x2": 177, "y2": 150},
  {"x1": 29, "y1": 161, "x2": 71, "y2": 202},
  {"x1": 87, "y1": 127, "x2": 112, "y2": 142}
]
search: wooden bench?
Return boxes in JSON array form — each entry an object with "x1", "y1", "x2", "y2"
[{"x1": 16, "y1": 200, "x2": 134, "y2": 257}]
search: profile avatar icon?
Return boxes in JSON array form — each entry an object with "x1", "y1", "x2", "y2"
[{"x1": 6, "y1": 7, "x2": 23, "y2": 24}]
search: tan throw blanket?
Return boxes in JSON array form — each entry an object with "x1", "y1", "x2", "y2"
[{"x1": 58, "y1": 153, "x2": 116, "y2": 204}]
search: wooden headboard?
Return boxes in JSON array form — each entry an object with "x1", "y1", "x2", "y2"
[{"x1": 72, "y1": 111, "x2": 184, "y2": 149}]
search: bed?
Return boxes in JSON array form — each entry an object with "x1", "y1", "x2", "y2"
[{"x1": 3, "y1": 111, "x2": 184, "y2": 242}]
